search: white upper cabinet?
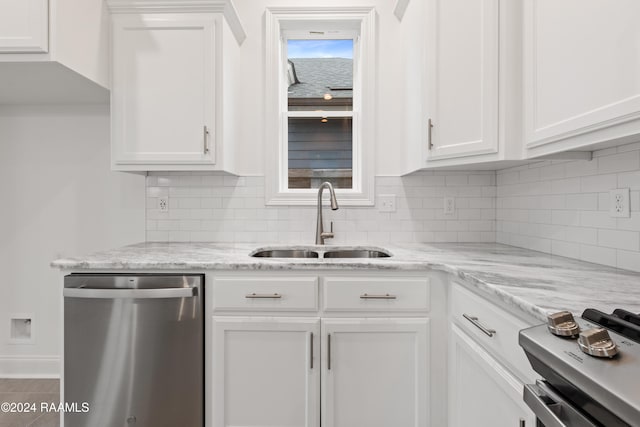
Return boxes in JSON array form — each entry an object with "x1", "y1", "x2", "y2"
[
  {"x1": 0, "y1": 0, "x2": 110, "y2": 104},
  {"x1": 425, "y1": 0, "x2": 499, "y2": 161},
  {"x1": 524, "y1": 0, "x2": 640, "y2": 156},
  {"x1": 402, "y1": 0, "x2": 524, "y2": 171},
  {"x1": 0, "y1": 0, "x2": 48, "y2": 53},
  {"x1": 107, "y1": 1, "x2": 245, "y2": 172},
  {"x1": 112, "y1": 14, "x2": 217, "y2": 168}
]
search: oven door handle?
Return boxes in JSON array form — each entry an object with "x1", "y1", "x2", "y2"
[{"x1": 524, "y1": 381, "x2": 598, "y2": 427}]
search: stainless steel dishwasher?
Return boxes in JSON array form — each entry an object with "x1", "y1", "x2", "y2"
[{"x1": 63, "y1": 274, "x2": 203, "y2": 427}]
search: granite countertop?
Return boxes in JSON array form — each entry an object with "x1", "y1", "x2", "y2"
[{"x1": 51, "y1": 242, "x2": 640, "y2": 322}]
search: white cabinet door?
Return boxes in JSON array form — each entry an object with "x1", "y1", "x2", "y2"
[
  {"x1": 524, "y1": 0, "x2": 640, "y2": 152},
  {"x1": 212, "y1": 317, "x2": 319, "y2": 427},
  {"x1": 425, "y1": 0, "x2": 499, "y2": 160},
  {"x1": 449, "y1": 324, "x2": 535, "y2": 427},
  {"x1": 111, "y1": 14, "x2": 216, "y2": 168},
  {"x1": 322, "y1": 319, "x2": 429, "y2": 427},
  {"x1": 0, "y1": 0, "x2": 48, "y2": 52}
]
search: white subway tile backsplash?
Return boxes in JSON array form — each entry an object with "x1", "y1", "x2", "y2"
[
  {"x1": 147, "y1": 187, "x2": 168, "y2": 197},
  {"x1": 497, "y1": 142, "x2": 640, "y2": 273},
  {"x1": 551, "y1": 178, "x2": 580, "y2": 194},
  {"x1": 579, "y1": 244, "x2": 617, "y2": 268},
  {"x1": 631, "y1": 191, "x2": 640, "y2": 211},
  {"x1": 617, "y1": 213, "x2": 640, "y2": 232},
  {"x1": 146, "y1": 171, "x2": 497, "y2": 245},
  {"x1": 598, "y1": 151, "x2": 640, "y2": 174},
  {"x1": 566, "y1": 193, "x2": 599, "y2": 211},
  {"x1": 445, "y1": 175, "x2": 469, "y2": 186},
  {"x1": 618, "y1": 171, "x2": 640, "y2": 190},
  {"x1": 565, "y1": 159, "x2": 599, "y2": 177},
  {"x1": 538, "y1": 195, "x2": 567, "y2": 210},
  {"x1": 580, "y1": 174, "x2": 617, "y2": 193},
  {"x1": 598, "y1": 229, "x2": 640, "y2": 251},
  {"x1": 579, "y1": 211, "x2": 617, "y2": 229},
  {"x1": 519, "y1": 168, "x2": 541, "y2": 183},
  {"x1": 565, "y1": 226, "x2": 598, "y2": 245},
  {"x1": 617, "y1": 249, "x2": 640, "y2": 272},
  {"x1": 551, "y1": 240, "x2": 580, "y2": 259},
  {"x1": 528, "y1": 210, "x2": 552, "y2": 224},
  {"x1": 538, "y1": 163, "x2": 566, "y2": 180},
  {"x1": 469, "y1": 174, "x2": 493, "y2": 186},
  {"x1": 144, "y1": 144, "x2": 640, "y2": 273}
]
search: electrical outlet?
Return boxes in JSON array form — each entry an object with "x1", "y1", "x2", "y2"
[
  {"x1": 378, "y1": 194, "x2": 396, "y2": 212},
  {"x1": 444, "y1": 197, "x2": 455, "y2": 215},
  {"x1": 609, "y1": 188, "x2": 630, "y2": 218},
  {"x1": 158, "y1": 198, "x2": 169, "y2": 212}
]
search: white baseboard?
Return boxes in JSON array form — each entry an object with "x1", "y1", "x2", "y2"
[{"x1": 0, "y1": 355, "x2": 60, "y2": 378}]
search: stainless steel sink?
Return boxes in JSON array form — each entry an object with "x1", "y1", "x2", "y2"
[
  {"x1": 251, "y1": 249, "x2": 319, "y2": 258},
  {"x1": 250, "y1": 246, "x2": 392, "y2": 259},
  {"x1": 323, "y1": 249, "x2": 391, "y2": 258}
]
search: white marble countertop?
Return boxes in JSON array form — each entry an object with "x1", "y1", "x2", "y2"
[{"x1": 51, "y1": 242, "x2": 640, "y2": 322}]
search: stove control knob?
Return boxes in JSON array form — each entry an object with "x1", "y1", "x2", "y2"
[
  {"x1": 547, "y1": 311, "x2": 580, "y2": 337},
  {"x1": 578, "y1": 328, "x2": 618, "y2": 358}
]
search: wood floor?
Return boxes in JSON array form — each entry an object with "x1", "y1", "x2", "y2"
[{"x1": 0, "y1": 379, "x2": 59, "y2": 427}]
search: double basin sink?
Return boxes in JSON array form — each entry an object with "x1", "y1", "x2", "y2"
[{"x1": 251, "y1": 247, "x2": 392, "y2": 259}]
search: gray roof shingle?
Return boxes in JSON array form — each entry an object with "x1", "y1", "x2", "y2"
[{"x1": 288, "y1": 58, "x2": 353, "y2": 99}]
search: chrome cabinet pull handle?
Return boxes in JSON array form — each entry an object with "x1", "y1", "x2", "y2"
[
  {"x1": 310, "y1": 332, "x2": 314, "y2": 370},
  {"x1": 360, "y1": 293, "x2": 397, "y2": 300},
  {"x1": 245, "y1": 293, "x2": 282, "y2": 299},
  {"x1": 428, "y1": 118, "x2": 434, "y2": 150},
  {"x1": 463, "y1": 313, "x2": 496, "y2": 337},
  {"x1": 327, "y1": 334, "x2": 332, "y2": 371},
  {"x1": 203, "y1": 125, "x2": 210, "y2": 154}
]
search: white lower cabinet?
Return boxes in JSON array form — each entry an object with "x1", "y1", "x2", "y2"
[
  {"x1": 210, "y1": 273, "x2": 432, "y2": 427},
  {"x1": 212, "y1": 316, "x2": 429, "y2": 427},
  {"x1": 449, "y1": 324, "x2": 535, "y2": 427},
  {"x1": 322, "y1": 319, "x2": 429, "y2": 427},
  {"x1": 211, "y1": 317, "x2": 320, "y2": 427},
  {"x1": 210, "y1": 273, "x2": 538, "y2": 427}
]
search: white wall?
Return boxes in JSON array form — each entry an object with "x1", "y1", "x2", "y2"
[
  {"x1": 231, "y1": 0, "x2": 423, "y2": 176},
  {"x1": 497, "y1": 142, "x2": 640, "y2": 273},
  {"x1": 0, "y1": 104, "x2": 145, "y2": 377}
]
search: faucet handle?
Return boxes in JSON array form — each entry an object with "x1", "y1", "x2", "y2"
[{"x1": 321, "y1": 221, "x2": 335, "y2": 240}]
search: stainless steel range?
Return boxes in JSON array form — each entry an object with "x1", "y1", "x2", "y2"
[{"x1": 519, "y1": 309, "x2": 640, "y2": 427}]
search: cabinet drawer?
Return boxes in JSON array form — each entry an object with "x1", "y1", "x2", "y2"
[
  {"x1": 212, "y1": 277, "x2": 318, "y2": 312},
  {"x1": 322, "y1": 277, "x2": 430, "y2": 313},
  {"x1": 451, "y1": 283, "x2": 536, "y2": 382}
]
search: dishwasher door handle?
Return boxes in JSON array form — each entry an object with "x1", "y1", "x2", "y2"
[{"x1": 63, "y1": 287, "x2": 197, "y2": 299}]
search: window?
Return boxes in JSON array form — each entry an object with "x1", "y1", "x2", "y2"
[
  {"x1": 265, "y1": 7, "x2": 376, "y2": 206},
  {"x1": 287, "y1": 38, "x2": 354, "y2": 190}
]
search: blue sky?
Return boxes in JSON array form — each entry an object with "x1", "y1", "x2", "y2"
[{"x1": 287, "y1": 39, "x2": 353, "y2": 59}]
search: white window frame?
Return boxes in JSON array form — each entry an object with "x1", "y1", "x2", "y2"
[{"x1": 264, "y1": 7, "x2": 376, "y2": 206}]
